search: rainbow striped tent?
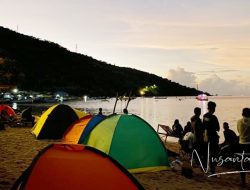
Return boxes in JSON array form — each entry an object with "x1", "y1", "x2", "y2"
[
  {"x1": 63, "y1": 114, "x2": 106, "y2": 144},
  {"x1": 63, "y1": 115, "x2": 93, "y2": 144},
  {"x1": 83, "y1": 114, "x2": 169, "y2": 173}
]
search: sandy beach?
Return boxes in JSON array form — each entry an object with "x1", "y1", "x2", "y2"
[{"x1": 0, "y1": 126, "x2": 249, "y2": 190}]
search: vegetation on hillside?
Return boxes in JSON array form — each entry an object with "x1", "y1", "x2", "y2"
[{"x1": 0, "y1": 26, "x2": 204, "y2": 96}]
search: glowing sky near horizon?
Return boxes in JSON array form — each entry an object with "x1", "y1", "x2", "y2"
[{"x1": 1, "y1": 0, "x2": 250, "y2": 95}]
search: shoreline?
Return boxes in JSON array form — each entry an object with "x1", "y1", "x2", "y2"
[{"x1": 0, "y1": 126, "x2": 250, "y2": 190}]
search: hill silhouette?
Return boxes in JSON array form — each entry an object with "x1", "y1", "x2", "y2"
[{"x1": 0, "y1": 26, "x2": 203, "y2": 96}]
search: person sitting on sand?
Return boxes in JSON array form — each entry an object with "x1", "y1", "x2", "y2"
[
  {"x1": 172, "y1": 119, "x2": 183, "y2": 138},
  {"x1": 183, "y1": 121, "x2": 192, "y2": 137},
  {"x1": 180, "y1": 125, "x2": 194, "y2": 153},
  {"x1": 21, "y1": 107, "x2": 35, "y2": 125},
  {"x1": 220, "y1": 122, "x2": 238, "y2": 148},
  {"x1": 219, "y1": 122, "x2": 238, "y2": 159}
]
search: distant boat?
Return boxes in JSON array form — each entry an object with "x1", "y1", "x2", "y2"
[
  {"x1": 101, "y1": 99, "x2": 109, "y2": 102},
  {"x1": 196, "y1": 84, "x2": 208, "y2": 101},
  {"x1": 153, "y1": 96, "x2": 167, "y2": 99},
  {"x1": 196, "y1": 94, "x2": 208, "y2": 101}
]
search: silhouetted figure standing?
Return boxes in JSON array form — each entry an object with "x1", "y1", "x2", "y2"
[
  {"x1": 203, "y1": 101, "x2": 220, "y2": 175},
  {"x1": 191, "y1": 107, "x2": 205, "y2": 163},
  {"x1": 123, "y1": 108, "x2": 128, "y2": 114},
  {"x1": 98, "y1": 108, "x2": 103, "y2": 115},
  {"x1": 237, "y1": 108, "x2": 250, "y2": 186}
]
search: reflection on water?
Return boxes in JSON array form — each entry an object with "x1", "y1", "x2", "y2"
[
  {"x1": 12, "y1": 96, "x2": 250, "y2": 142},
  {"x1": 66, "y1": 96, "x2": 250, "y2": 142}
]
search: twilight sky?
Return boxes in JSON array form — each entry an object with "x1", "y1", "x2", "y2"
[{"x1": 1, "y1": 0, "x2": 250, "y2": 95}]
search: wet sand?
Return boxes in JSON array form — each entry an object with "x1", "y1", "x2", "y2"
[{"x1": 0, "y1": 126, "x2": 249, "y2": 190}]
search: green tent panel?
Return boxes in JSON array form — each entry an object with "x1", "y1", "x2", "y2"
[{"x1": 85, "y1": 114, "x2": 169, "y2": 173}]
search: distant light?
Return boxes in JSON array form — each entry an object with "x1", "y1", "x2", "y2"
[
  {"x1": 84, "y1": 95, "x2": 87, "y2": 102},
  {"x1": 140, "y1": 90, "x2": 145, "y2": 96},
  {"x1": 4, "y1": 94, "x2": 11, "y2": 99},
  {"x1": 60, "y1": 96, "x2": 63, "y2": 102},
  {"x1": 12, "y1": 103, "x2": 17, "y2": 110},
  {"x1": 12, "y1": 88, "x2": 18, "y2": 93}
]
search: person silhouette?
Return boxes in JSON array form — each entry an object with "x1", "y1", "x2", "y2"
[
  {"x1": 172, "y1": 119, "x2": 183, "y2": 138},
  {"x1": 191, "y1": 107, "x2": 205, "y2": 160},
  {"x1": 183, "y1": 121, "x2": 192, "y2": 137},
  {"x1": 21, "y1": 107, "x2": 35, "y2": 125},
  {"x1": 98, "y1": 108, "x2": 103, "y2": 115},
  {"x1": 123, "y1": 108, "x2": 128, "y2": 114},
  {"x1": 219, "y1": 122, "x2": 238, "y2": 160},
  {"x1": 221, "y1": 122, "x2": 238, "y2": 147},
  {"x1": 203, "y1": 101, "x2": 220, "y2": 175},
  {"x1": 237, "y1": 108, "x2": 250, "y2": 186}
]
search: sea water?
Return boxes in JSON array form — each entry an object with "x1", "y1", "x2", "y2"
[{"x1": 66, "y1": 96, "x2": 250, "y2": 143}]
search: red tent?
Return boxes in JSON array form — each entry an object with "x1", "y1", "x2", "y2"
[
  {"x1": 12, "y1": 144, "x2": 144, "y2": 190},
  {"x1": 0, "y1": 105, "x2": 15, "y2": 117}
]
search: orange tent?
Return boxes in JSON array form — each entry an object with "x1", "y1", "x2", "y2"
[
  {"x1": 63, "y1": 115, "x2": 93, "y2": 143},
  {"x1": 12, "y1": 144, "x2": 144, "y2": 190},
  {"x1": 62, "y1": 114, "x2": 106, "y2": 144}
]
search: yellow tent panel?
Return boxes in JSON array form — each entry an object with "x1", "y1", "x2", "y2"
[{"x1": 31, "y1": 104, "x2": 86, "y2": 139}]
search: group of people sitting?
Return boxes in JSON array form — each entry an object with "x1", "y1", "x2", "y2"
[
  {"x1": 0, "y1": 106, "x2": 35, "y2": 130},
  {"x1": 169, "y1": 101, "x2": 250, "y2": 185},
  {"x1": 173, "y1": 119, "x2": 238, "y2": 158}
]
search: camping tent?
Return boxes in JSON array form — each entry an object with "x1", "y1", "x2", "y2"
[
  {"x1": 63, "y1": 115, "x2": 93, "y2": 144},
  {"x1": 73, "y1": 108, "x2": 87, "y2": 118},
  {"x1": 12, "y1": 144, "x2": 144, "y2": 190},
  {"x1": 78, "y1": 114, "x2": 106, "y2": 143},
  {"x1": 0, "y1": 104, "x2": 15, "y2": 117},
  {"x1": 31, "y1": 104, "x2": 86, "y2": 139},
  {"x1": 63, "y1": 114, "x2": 105, "y2": 144},
  {"x1": 83, "y1": 114, "x2": 169, "y2": 173}
]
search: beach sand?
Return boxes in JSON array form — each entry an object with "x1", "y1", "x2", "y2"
[{"x1": 0, "y1": 126, "x2": 249, "y2": 190}]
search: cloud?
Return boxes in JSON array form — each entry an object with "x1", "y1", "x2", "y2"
[
  {"x1": 199, "y1": 74, "x2": 250, "y2": 96},
  {"x1": 167, "y1": 68, "x2": 250, "y2": 96},
  {"x1": 167, "y1": 67, "x2": 197, "y2": 88}
]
